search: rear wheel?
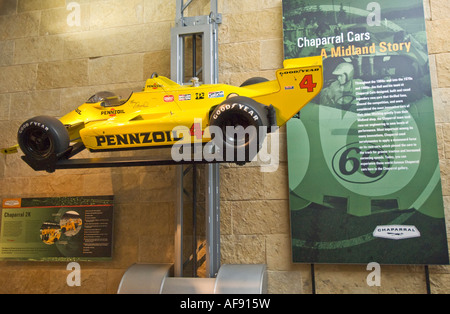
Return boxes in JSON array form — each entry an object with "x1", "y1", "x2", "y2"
[
  {"x1": 18, "y1": 116, "x2": 70, "y2": 162},
  {"x1": 210, "y1": 96, "x2": 269, "y2": 164}
]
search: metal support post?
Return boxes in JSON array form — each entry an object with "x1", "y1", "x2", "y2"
[
  {"x1": 206, "y1": 163, "x2": 220, "y2": 277},
  {"x1": 171, "y1": 0, "x2": 221, "y2": 278},
  {"x1": 171, "y1": 1, "x2": 220, "y2": 84},
  {"x1": 175, "y1": 165, "x2": 184, "y2": 277}
]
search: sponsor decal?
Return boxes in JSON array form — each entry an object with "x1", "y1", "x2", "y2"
[
  {"x1": 179, "y1": 94, "x2": 192, "y2": 101},
  {"x1": 373, "y1": 225, "x2": 421, "y2": 240},
  {"x1": 147, "y1": 83, "x2": 163, "y2": 89},
  {"x1": 164, "y1": 95, "x2": 175, "y2": 102},
  {"x1": 101, "y1": 108, "x2": 125, "y2": 117},
  {"x1": 208, "y1": 91, "x2": 225, "y2": 99},
  {"x1": 95, "y1": 131, "x2": 183, "y2": 147},
  {"x1": 279, "y1": 67, "x2": 320, "y2": 77},
  {"x1": 285, "y1": 86, "x2": 295, "y2": 90}
]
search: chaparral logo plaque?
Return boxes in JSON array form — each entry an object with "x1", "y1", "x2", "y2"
[{"x1": 373, "y1": 225, "x2": 421, "y2": 240}]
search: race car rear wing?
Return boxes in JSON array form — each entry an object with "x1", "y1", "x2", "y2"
[{"x1": 253, "y1": 56, "x2": 323, "y2": 126}]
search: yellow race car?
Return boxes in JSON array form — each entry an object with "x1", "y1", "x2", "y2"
[{"x1": 3, "y1": 56, "x2": 323, "y2": 170}]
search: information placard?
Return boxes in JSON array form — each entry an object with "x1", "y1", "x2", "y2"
[
  {"x1": 284, "y1": 0, "x2": 449, "y2": 264},
  {"x1": 0, "y1": 196, "x2": 113, "y2": 261}
]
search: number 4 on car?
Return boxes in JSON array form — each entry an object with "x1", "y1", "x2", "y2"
[{"x1": 2, "y1": 56, "x2": 323, "y2": 170}]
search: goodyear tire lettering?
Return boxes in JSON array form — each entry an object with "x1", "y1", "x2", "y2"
[
  {"x1": 213, "y1": 103, "x2": 259, "y2": 121},
  {"x1": 19, "y1": 122, "x2": 50, "y2": 134}
]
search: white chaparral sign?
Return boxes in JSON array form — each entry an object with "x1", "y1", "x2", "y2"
[{"x1": 373, "y1": 225, "x2": 421, "y2": 240}]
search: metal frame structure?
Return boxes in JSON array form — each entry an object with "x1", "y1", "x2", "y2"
[
  {"x1": 171, "y1": 0, "x2": 221, "y2": 85},
  {"x1": 20, "y1": 143, "x2": 226, "y2": 173},
  {"x1": 171, "y1": 0, "x2": 222, "y2": 278}
]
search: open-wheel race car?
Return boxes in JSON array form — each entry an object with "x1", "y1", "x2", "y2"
[{"x1": 2, "y1": 56, "x2": 323, "y2": 171}]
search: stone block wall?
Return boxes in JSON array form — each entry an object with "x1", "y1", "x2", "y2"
[{"x1": 0, "y1": 0, "x2": 448, "y2": 294}]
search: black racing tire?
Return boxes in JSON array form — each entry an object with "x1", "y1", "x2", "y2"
[
  {"x1": 240, "y1": 77, "x2": 269, "y2": 87},
  {"x1": 18, "y1": 116, "x2": 70, "y2": 162},
  {"x1": 209, "y1": 96, "x2": 269, "y2": 164}
]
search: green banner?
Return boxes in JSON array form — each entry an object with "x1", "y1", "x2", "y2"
[
  {"x1": 0, "y1": 196, "x2": 113, "y2": 262},
  {"x1": 284, "y1": 0, "x2": 449, "y2": 264}
]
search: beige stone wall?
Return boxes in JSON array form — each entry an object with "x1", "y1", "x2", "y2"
[{"x1": 0, "y1": 0, "x2": 448, "y2": 294}]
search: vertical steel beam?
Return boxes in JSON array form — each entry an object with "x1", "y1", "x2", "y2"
[
  {"x1": 204, "y1": 0, "x2": 220, "y2": 278},
  {"x1": 174, "y1": 165, "x2": 184, "y2": 277},
  {"x1": 206, "y1": 163, "x2": 220, "y2": 277},
  {"x1": 175, "y1": 0, "x2": 183, "y2": 25},
  {"x1": 171, "y1": 29, "x2": 185, "y2": 84},
  {"x1": 171, "y1": 0, "x2": 221, "y2": 278}
]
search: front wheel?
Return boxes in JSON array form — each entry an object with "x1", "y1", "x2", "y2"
[
  {"x1": 209, "y1": 96, "x2": 269, "y2": 164},
  {"x1": 18, "y1": 116, "x2": 70, "y2": 162}
]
